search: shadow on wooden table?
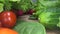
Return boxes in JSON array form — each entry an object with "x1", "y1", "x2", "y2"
[{"x1": 46, "y1": 29, "x2": 60, "y2": 34}]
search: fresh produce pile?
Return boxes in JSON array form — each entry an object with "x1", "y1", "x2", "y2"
[
  {"x1": 0, "y1": 0, "x2": 60, "y2": 34},
  {"x1": 32, "y1": 0, "x2": 60, "y2": 29}
]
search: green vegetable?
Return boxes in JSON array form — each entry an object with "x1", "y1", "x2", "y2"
[
  {"x1": 0, "y1": 0, "x2": 5, "y2": 3},
  {"x1": 12, "y1": 0, "x2": 36, "y2": 13},
  {"x1": 57, "y1": 17, "x2": 60, "y2": 28},
  {"x1": 0, "y1": 0, "x2": 12, "y2": 11},
  {"x1": 38, "y1": 7, "x2": 60, "y2": 29},
  {"x1": 12, "y1": 0, "x2": 28, "y2": 12},
  {"x1": 33, "y1": 0, "x2": 59, "y2": 17},
  {"x1": 0, "y1": 3, "x2": 4, "y2": 13},
  {"x1": 31, "y1": 0, "x2": 60, "y2": 29},
  {"x1": 13, "y1": 20, "x2": 46, "y2": 34},
  {"x1": 4, "y1": 0, "x2": 12, "y2": 11},
  {"x1": 39, "y1": 1, "x2": 58, "y2": 7}
]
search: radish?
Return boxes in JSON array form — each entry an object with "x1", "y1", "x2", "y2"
[
  {"x1": 27, "y1": 9, "x2": 35, "y2": 15},
  {"x1": 16, "y1": 10, "x2": 24, "y2": 16}
]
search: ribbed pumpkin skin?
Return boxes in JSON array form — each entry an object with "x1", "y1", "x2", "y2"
[{"x1": 13, "y1": 21, "x2": 46, "y2": 34}]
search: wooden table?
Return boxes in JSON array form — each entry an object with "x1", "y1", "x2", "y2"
[{"x1": 18, "y1": 15, "x2": 60, "y2": 34}]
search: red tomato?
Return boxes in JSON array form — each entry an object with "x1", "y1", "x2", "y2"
[
  {"x1": 0, "y1": 21, "x2": 2, "y2": 27},
  {"x1": 0, "y1": 15, "x2": 2, "y2": 27},
  {"x1": 1, "y1": 11, "x2": 16, "y2": 28}
]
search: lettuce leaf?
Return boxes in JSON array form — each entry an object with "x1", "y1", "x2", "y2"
[
  {"x1": 0, "y1": 3, "x2": 4, "y2": 13},
  {"x1": 13, "y1": 20, "x2": 46, "y2": 34},
  {"x1": 33, "y1": 0, "x2": 59, "y2": 16},
  {"x1": 4, "y1": 0, "x2": 12, "y2": 11},
  {"x1": 38, "y1": 7, "x2": 60, "y2": 29},
  {"x1": 57, "y1": 17, "x2": 60, "y2": 28},
  {"x1": 0, "y1": 0, "x2": 5, "y2": 3}
]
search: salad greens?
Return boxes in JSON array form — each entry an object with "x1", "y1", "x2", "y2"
[
  {"x1": 0, "y1": 3, "x2": 4, "y2": 13},
  {"x1": 0, "y1": 0, "x2": 60, "y2": 30},
  {"x1": 12, "y1": 0, "x2": 35, "y2": 12},
  {"x1": 38, "y1": 7, "x2": 60, "y2": 29},
  {"x1": 4, "y1": 0, "x2": 12, "y2": 11},
  {"x1": 13, "y1": 20, "x2": 46, "y2": 34},
  {"x1": 32, "y1": 0, "x2": 60, "y2": 29},
  {"x1": 57, "y1": 17, "x2": 60, "y2": 28},
  {"x1": 0, "y1": 0, "x2": 36, "y2": 12},
  {"x1": 33, "y1": 0, "x2": 59, "y2": 16}
]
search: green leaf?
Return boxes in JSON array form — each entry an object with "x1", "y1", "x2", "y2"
[
  {"x1": 33, "y1": 0, "x2": 59, "y2": 17},
  {"x1": 39, "y1": 1, "x2": 58, "y2": 7},
  {"x1": 17, "y1": 0, "x2": 31, "y2": 12},
  {"x1": 4, "y1": 0, "x2": 12, "y2": 11},
  {"x1": 0, "y1": 0, "x2": 5, "y2": 3},
  {"x1": 57, "y1": 17, "x2": 60, "y2": 28},
  {"x1": 13, "y1": 20, "x2": 46, "y2": 34},
  {"x1": 0, "y1": 3, "x2": 4, "y2": 13},
  {"x1": 38, "y1": 7, "x2": 60, "y2": 29}
]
